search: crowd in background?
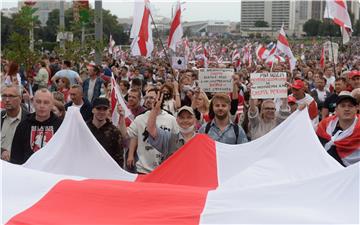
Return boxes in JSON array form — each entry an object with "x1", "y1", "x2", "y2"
[{"x1": 1, "y1": 37, "x2": 359, "y2": 173}]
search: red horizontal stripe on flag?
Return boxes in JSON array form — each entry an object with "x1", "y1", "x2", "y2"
[
  {"x1": 7, "y1": 179, "x2": 209, "y2": 225},
  {"x1": 137, "y1": 134, "x2": 218, "y2": 189},
  {"x1": 278, "y1": 34, "x2": 290, "y2": 47}
]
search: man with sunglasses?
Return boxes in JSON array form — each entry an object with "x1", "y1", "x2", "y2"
[
  {"x1": 1, "y1": 85, "x2": 29, "y2": 161},
  {"x1": 87, "y1": 97, "x2": 124, "y2": 167}
]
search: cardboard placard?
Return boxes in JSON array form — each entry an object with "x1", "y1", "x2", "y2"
[
  {"x1": 250, "y1": 72, "x2": 287, "y2": 99},
  {"x1": 199, "y1": 68, "x2": 234, "y2": 92}
]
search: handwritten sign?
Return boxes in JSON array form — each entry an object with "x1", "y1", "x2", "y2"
[
  {"x1": 199, "y1": 68, "x2": 234, "y2": 92},
  {"x1": 250, "y1": 72, "x2": 287, "y2": 99}
]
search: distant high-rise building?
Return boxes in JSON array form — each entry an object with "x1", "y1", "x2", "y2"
[
  {"x1": 311, "y1": 0, "x2": 325, "y2": 20},
  {"x1": 349, "y1": 0, "x2": 360, "y2": 21},
  {"x1": 18, "y1": 1, "x2": 71, "y2": 27},
  {"x1": 240, "y1": 1, "x2": 266, "y2": 29},
  {"x1": 241, "y1": 0, "x2": 359, "y2": 37},
  {"x1": 241, "y1": 0, "x2": 295, "y2": 34}
]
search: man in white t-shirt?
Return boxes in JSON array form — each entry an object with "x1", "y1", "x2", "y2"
[{"x1": 118, "y1": 88, "x2": 178, "y2": 174}]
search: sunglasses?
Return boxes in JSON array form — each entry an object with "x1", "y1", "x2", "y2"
[{"x1": 95, "y1": 107, "x2": 109, "y2": 111}]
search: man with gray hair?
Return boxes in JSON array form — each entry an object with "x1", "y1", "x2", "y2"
[
  {"x1": 65, "y1": 84, "x2": 92, "y2": 121},
  {"x1": 10, "y1": 88, "x2": 62, "y2": 164},
  {"x1": 1, "y1": 85, "x2": 29, "y2": 161}
]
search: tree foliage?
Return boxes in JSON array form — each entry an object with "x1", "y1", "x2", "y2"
[
  {"x1": 303, "y1": 18, "x2": 341, "y2": 37},
  {"x1": 353, "y1": 20, "x2": 360, "y2": 36},
  {"x1": 254, "y1": 21, "x2": 269, "y2": 28},
  {"x1": 303, "y1": 19, "x2": 321, "y2": 36},
  {"x1": 3, "y1": 6, "x2": 41, "y2": 71},
  {"x1": 2, "y1": 6, "x2": 129, "y2": 58}
]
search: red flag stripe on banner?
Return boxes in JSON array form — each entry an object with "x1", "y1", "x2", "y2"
[
  {"x1": 138, "y1": 5, "x2": 151, "y2": 56},
  {"x1": 3, "y1": 109, "x2": 360, "y2": 224},
  {"x1": 278, "y1": 33, "x2": 290, "y2": 47},
  {"x1": 335, "y1": 0, "x2": 346, "y2": 8},
  {"x1": 7, "y1": 179, "x2": 209, "y2": 225},
  {"x1": 168, "y1": 2, "x2": 182, "y2": 50},
  {"x1": 136, "y1": 134, "x2": 218, "y2": 188}
]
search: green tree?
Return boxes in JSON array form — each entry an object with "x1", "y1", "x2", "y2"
[
  {"x1": 303, "y1": 19, "x2": 321, "y2": 36},
  {"x1": 353, "y1": 20, "x2": 360, "y2": 36},
  {"x1": 3, "y1": 6, "x2": 41, "y2": 71},
  {"x1": 254, "y1": 21, "x2": 269, "y2": 27},
  {"x1": 1, "y1": 13, "x2": 14, "y2": 48},
  {"x1": 319, "y1": 19, "x2": 341, "y2": 37}
]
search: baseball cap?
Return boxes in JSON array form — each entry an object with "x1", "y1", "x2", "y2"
[
  {"x1": 336, "y1": 91, "x2": 358, "y2": 106},
  {"x1": 291, "y1": 80, "x2": 305, "y2": 90},
  {"x1": 288, "y1": 96, "x2": 297, "y2": 104},
  {"x1": 348, "y1": 70, "x2": 360, "y2": 79},
  {"x1": 92, "y1": 97, "x2": 110, "y2": 109},
  {"x1": 177, "y1": 106, "x2": 195, "y2": 116}
]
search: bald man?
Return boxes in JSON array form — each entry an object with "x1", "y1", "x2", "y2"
[{"x1": 10, "y1": 88, "x2": 63, "y2": 164}]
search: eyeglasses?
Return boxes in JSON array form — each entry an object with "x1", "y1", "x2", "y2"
[
  {"x1": 1, "y1": 95, "x2": 19, "y2": 99},
  {"x1": 144, "y1": 96, "x2": 155, "y2": 100},
  {"x1": 263, "y1": 107, "x2": 276, "y2": 111},
  {"x1": 95, "y1": 107, "x2": 108, "y2": 111}
]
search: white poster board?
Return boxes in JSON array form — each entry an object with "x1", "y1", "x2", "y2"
[
  {"x1": 199, "y1": 68, "x2": 234, "y2": 92},
  {"x1": 172, "y1": 57, "x2": 187, "y2": 70},
  {"x1": 250, "y1": 72, "x2": 287, "y2": 99}
]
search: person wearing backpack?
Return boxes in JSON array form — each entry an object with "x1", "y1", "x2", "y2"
[{"x1": 198, "y1": 93, "x2": 248, "y2": 144}]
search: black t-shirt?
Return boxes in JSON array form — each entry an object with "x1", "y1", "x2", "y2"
[{"x1": 323, "y1": 93, "x2": 338, "y2": 113}]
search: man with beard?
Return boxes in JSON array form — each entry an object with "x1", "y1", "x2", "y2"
[{"x1": 199, "y1": 93, "x2": 248, "y2": 144}]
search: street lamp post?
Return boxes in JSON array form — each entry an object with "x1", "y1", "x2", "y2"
[
  {"x1": 95, "y1": 0, "x2": 103, "y2": 65},
  {"x1": 24, "y1": 0, "x2": 36, "y2": 52},
  {"x1": 59, "y1": 0, "x2": 65, "y2": 49}
]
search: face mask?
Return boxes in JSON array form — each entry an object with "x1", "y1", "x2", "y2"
[{"x1": 179, "y1": 125, "x2": 195, "y2": 134}]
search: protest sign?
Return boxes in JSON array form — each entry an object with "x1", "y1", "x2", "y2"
[
  {"x1": 198, "y1": 68, "x2": 234, "y2": 92},
  {"x1": 250, "y1": 72, "x2": 287, "y2": 99},
  {"x1": 172, "y1": 57, "x2": 187, "y2": 70}
]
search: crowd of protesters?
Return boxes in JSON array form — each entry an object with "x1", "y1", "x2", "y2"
[{"x1": 1, "y1": 37, "x2": 359, "y2": 173}]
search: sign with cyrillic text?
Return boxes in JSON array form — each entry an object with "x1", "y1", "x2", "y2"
[
  {"x1": 199, "y1": 68, "x2": 234, "y2": 92},
  {"x1": 250, "y1": 72, "x2": 287, "y2": 99}
]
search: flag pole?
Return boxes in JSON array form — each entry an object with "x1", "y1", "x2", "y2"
[
  {"x1": 325, "y1": 8, "x2": 337, "y2": 77},
  {"x1": 148, "y1": 11, "x2": 172, "y2": 69}
]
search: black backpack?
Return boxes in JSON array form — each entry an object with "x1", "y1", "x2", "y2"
[{"x1": 204, "y1": 120, "x2": 239, "y2": 144}]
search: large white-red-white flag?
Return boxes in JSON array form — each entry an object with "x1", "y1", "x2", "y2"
[
  {"x1": 3, "y1": 109, "x2": 359, "y2": 224},
  {"x1": 168, "y1": 1, "x2": 183, "y2": 51},
  {"x1": 276, "y1": 24, "x2": 297, "y2": 71},
  {"x1": 130, "y1": 0, "x2": 153, "y2": 57},
  {"x1": 324, "y1": 0, "x2": 352, "y2": 44}
]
